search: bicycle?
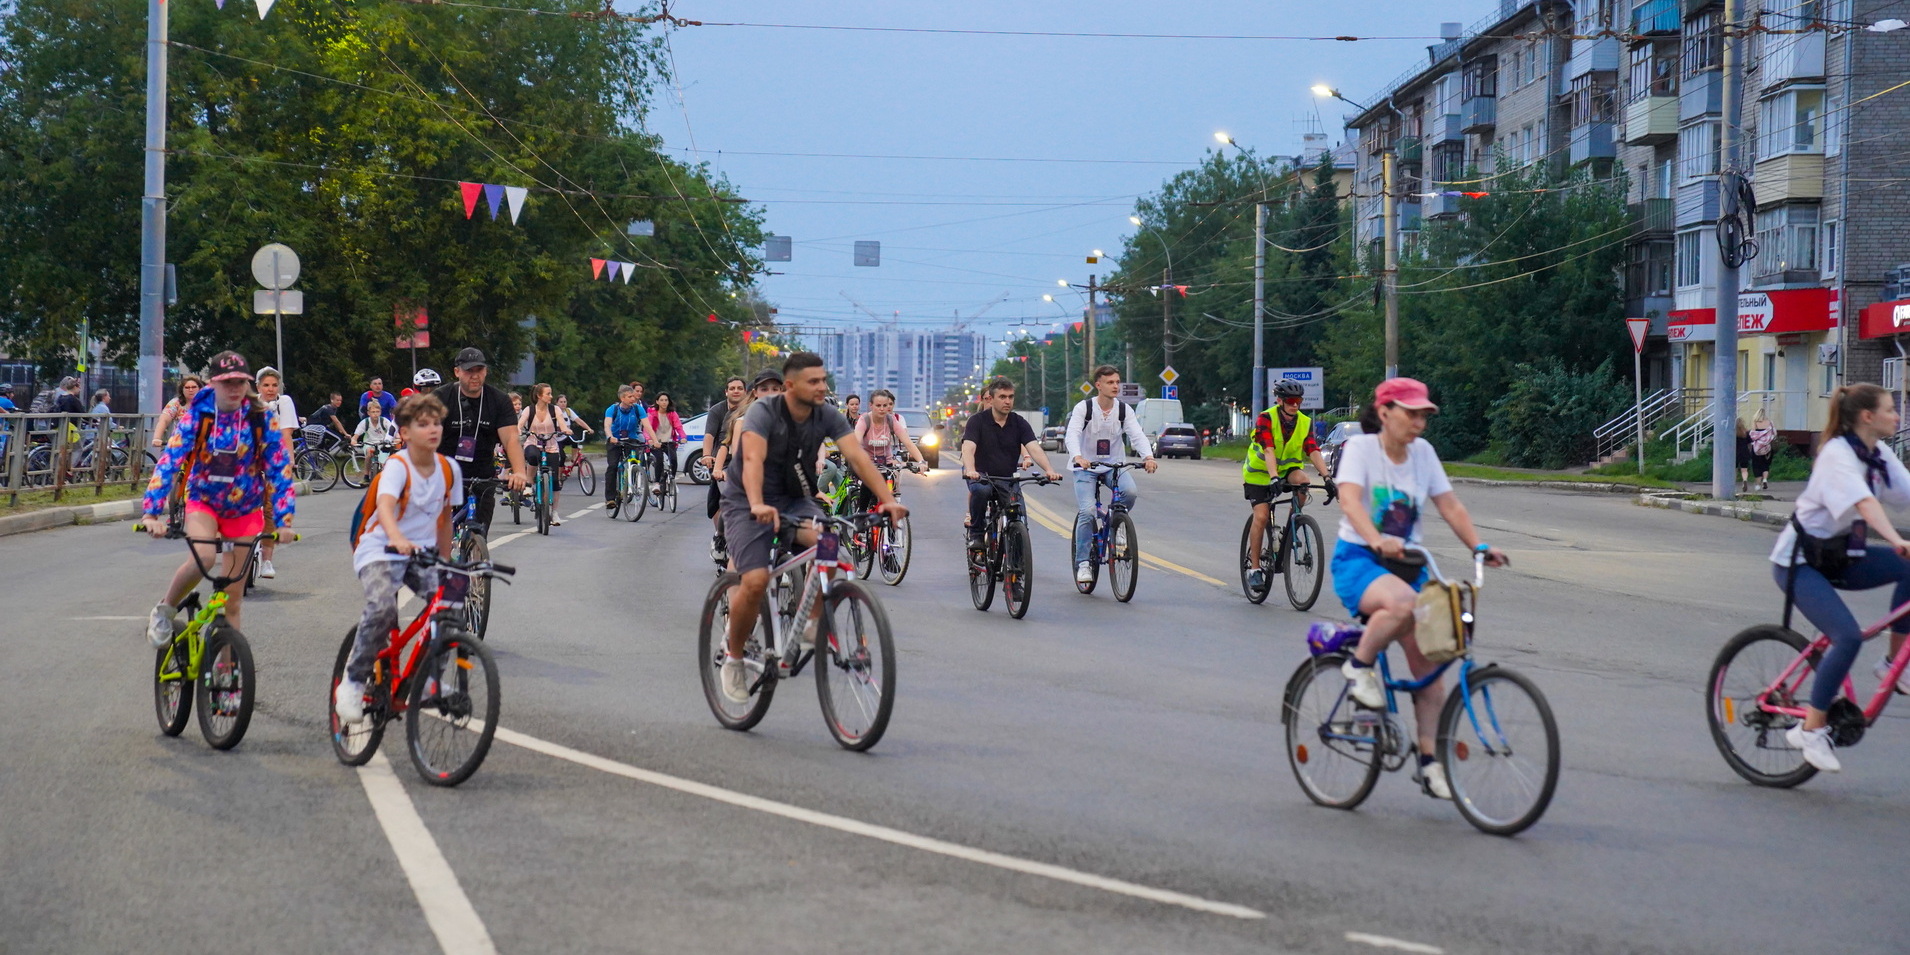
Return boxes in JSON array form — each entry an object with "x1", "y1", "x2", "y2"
[
  {"x1": 608, "y1": 442, "x2": 650, "y2": 522},
  {"x1": 857, "y1": 461, "x2": 918, "y2": 585},
  {"x1": 528, "y1": 446, "x2": 559, "y2": 535},
  {"x1": 697, "y1": 512, "x2": 897, "y2": 751},
  {"x1": 451, "y1": 478, "x2": 503, "y2": 640},
  {"x1": 558, "y1": 437, "x2": 596, "y2": 496},
  {"x1": 1071, "y1": 462, "x2": 1143, "y2": 603},
  {"x1": 138, "y1": 522, "x2": 294, "y2": 750},
  {"x1": 1706, "y1": 599, "x2": 1910, "y2": 788},
  {"x1": 1240, "y1": 478, "x2": 1331, "y2": 611},
  {"x1": 968, "y1": 472, "x2": 1055, "y2": 619},
  {"x1": 329, "y1": 548, "x2": 514, "y2": 786},
  {"x1": 342, "y1": 441, "x2": 393, "y2": 490},
  {"x1": 1281, "y1": 546, "x2": 1559, "y2": 836},
  {"x1": 650, "y1": 444, "x2": 680, "y2": 513}
]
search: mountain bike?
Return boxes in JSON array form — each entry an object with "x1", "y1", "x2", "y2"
[
  {"x1": 558, "y1": 437, "x2": 596, "y2": 496},
  {"x1": 530, "y1": 448, "x2": 557, "y2": 535},
  {"x1": 609, "y1": 443, "x2": 650, "y2": 522},
  {"x1": 452, "y1": 478, "x2": 502, "y2": 640},
  {"x1": 1706, "y1": 600, "x2": 1910, "y2": 788},
  {"x1": 138, "y1": 522, "x2": 294, "y2": 750},
  {"x1": 1240, "y1": 478, "x2": 1331, "y2": 611},
  {"x1": 650, "y1": 445, "x2": 678, "y2": 513},
  {"x1": 330, "y1": 548, "x2": 514, "y2": 786},
  {"x1": 858, "y1": 460, "x2": 918, "y2": 585},
  {"x1": 1281, "y1": 546, "x2": 1558, "y2": 836},
  {"x1": 969, "y1": 472, "x2": 1055, "y2": 619},
  {"x1": 697, "y1": 512, "x2": 897, "y2": 751},
  {"x1": 1071, "y1": 462, "x2": 1143, "y2": 602}
]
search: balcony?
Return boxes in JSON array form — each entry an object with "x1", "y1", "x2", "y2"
[
  {"x1": 1680, "y1": 69, "x2": 1721, "y2": 122},
  {"x1": 1629, "y1": 198, "x2": 1675, "y2": 236},
  {"x1": 1623, "y1": 95, "x2": 1679, "y2": 144},
  {"x1": 1570, "y1": 122, "x2": 1617, "y2": 165},
  {"x1": 1397, "y1": 201, "x2": 1424, "y2": 232},
  {"x1": 1460, "y1": 95, "x2": 1497, "y2": 133},
  {"x1": 1394, "y1": 135, "x2": 1423, "y2": 165},
  {"x1": 1426, "y1": 193, "x2": 1465, "y2": 219},
  {"x1": 1631, "y1": 0, "x2": 1680, "y2": 35},
  {"x1": 1566, "y1": 36, "x2": 1620, "y2": 79},
  {"x1": 1754, "y1": 153, "x2": 1825, "y2": 204},
  {"x1": 1761, "y1": 31, "x2": 1825, "y2": 85},
  {"x1": 1431, "y1": 113, "x2": 1464, "y2": 145},
  {"x1": 1675, "y1": 178, "x2": 1720, "y2": 227}
]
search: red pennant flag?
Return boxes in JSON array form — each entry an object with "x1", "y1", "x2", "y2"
[
  {"x1": 590, "y1": 258, "x2": 606, "y2": 279},
  {"x1": 707, "y1": 313, "x2": 719, "y2": 322},
  {"x1": 1073, "y1": 321, "x2": 1083, "y2": 332},
  {"x1": 743, "y1": 329, "x2": 754, "y2": 343},
  {"x1": 460, "y1": 182, "x2": 483, "y2": 219},
  {"x1": 1173, "y1": 285, "x2": 1189, "y2": 297},
  {"x1": 1464, "y1": 191, "x2": 1489, "y2": 199}
]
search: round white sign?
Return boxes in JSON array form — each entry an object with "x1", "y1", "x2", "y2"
[{"x1": 250, "y1": 243, "x2": 300, "y2": 290}]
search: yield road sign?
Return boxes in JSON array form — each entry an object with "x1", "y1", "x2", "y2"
[
  {"x1": 1626, "y1": 317, "x2": 1650, "y2": 354},
  {"x1": 1159, "y1": 365, "x2": 1179, "y2": 385}
]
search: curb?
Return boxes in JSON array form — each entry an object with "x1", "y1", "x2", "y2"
[
  {"x1": 1447, "y1": 476, "x2": 1661, "y2": 494},
  {"x1": 1635, "y1": 491, "x2": 1788, "y2": 528},
  {"x1": 0, "y1": 481, "x2": 312, "y2": 540}
]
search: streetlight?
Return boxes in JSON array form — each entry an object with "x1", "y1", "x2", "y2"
[
  {"x1": 1216, "y1": 131, "x2": 1271, "y2": 416},
  {"x1": 1128, "y1": 215, "x2": 1176, "y2": 391},
  {"x1": 1315, "y1": 82, "x2": 1398, "y2": 380}
]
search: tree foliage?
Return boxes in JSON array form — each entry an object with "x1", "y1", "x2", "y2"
[
  {"x1": 1487, "y1": 357, "x2": 1630, "y2": 469},
  {"x1": 0, "y1": 0, "x2": 761, "y2": 411}
]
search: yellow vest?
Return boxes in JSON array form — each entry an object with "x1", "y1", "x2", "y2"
[{"x1": 1242, "y1": 408, "x2": 1310, "y2": 485}]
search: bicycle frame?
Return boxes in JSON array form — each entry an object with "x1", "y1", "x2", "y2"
[
  {"x1": 158, "y1": 532, "x2": 266, "y2": 682},
  {"x1": 370, "y1": 576, "x2": 462, "y2": 708},
  {"x1": 754, "y1": 520, "x2": 857, "y2": 684},
  {"x1": 1080, "y1": 464, "x2": 1137, "y2": 561},
  {"x1": 1753, "y1": 601, "x2": 1910, "y2": 725}
]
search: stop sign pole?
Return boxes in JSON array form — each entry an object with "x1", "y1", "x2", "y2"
[{"x1": 1627, "y1": 317, "x2": 1650, "y2": 474}]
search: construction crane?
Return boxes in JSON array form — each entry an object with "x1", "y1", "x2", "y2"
[
  {"x1": 839, "y1": 291, "x2": 899, "y2": 328},
  {"x1": 949, "y1": 292, "x2": 1011, "y2": 332}
]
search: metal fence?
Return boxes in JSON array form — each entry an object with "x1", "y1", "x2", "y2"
[{"x1": 2, "y1": 412, "x2": 163, "y2": 507}]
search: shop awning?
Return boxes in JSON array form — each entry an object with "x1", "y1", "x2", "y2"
[
  {"x1": 1859, "y1": 298, "x2": 1910, "y2": 340},
  {"x1": 1668, "y1": 288, "x2": 1838, "y2": 343}
]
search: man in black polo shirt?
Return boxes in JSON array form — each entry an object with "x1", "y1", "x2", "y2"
[
  {"x1": 960, "y1": 376, "x2": 1059, "y2": 550},
  {"x1": 432, "y1": 347, "x2": 528, "y2": 534}
]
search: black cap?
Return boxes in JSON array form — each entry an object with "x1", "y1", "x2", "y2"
[
  {"x1": 454, "y1": 347, "x2": 487, "y2": 370},
  {"x1": 206, "y1": 351, "x2": 253, "y2": 382},
  {"x1": 751, "y1": 369, "x2": 783, "y2": 388}
]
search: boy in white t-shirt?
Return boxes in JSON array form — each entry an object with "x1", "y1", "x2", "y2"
[
  {"x1": 255, "y1": 367, "x2": 298, "y2": 579},
  {"x1": 335, "y1": 393, "x2": 463, "y2": 725}
]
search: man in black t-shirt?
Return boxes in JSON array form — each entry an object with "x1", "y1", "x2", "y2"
[
  {"x1": 700, "y1": 375, "x2": 749, "y2": 549},
  {"x1": 960, "y1": 376, "x2": 1059, "y2": 549},
  {"x1": 433, "y1": 347, "x2": 528, "y2": 534},
  {"x1": 305, "y1": 393, "x2": 348, "y2": 449}
]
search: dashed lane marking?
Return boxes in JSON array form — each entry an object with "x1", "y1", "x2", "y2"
[
  {"x1": 1021, "y1": 494, "x2": 1229, "y2": 588},
  {"x1": 357, "y1": 751, "x2": 497, "y2": 955},
  {"x1": 1344, "y1": 932, "x2": 1444, "y2": 954}
]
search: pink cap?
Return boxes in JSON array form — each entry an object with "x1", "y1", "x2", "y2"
[{"x1": 1374, "y1": 377, "x2": 1438, "y2": 411}]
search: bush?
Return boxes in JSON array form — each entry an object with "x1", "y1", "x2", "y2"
[{"x1": 1486, "y1": 359, "x2": 1631, "y2": 469}]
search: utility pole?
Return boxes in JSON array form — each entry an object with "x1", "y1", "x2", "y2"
[
  {"x1": 1712, "y1": 0, "x2": 1744, "y2": 501},
  {"x1": 1250, "y1": 202, "x2": 1267, "y2": 415},
  {"x1": 1124, "y1": 339, "x2": 1133, "y2": 381},
  {"x1": 1085, "y1": 274, "x2": 1098, "y2": 382},
  {"x1": 1063, "y1": 326, "x2": 1072, "y2": 396},
  {"x1": 1382, "y1": 150, "x2": 1400, "y2": 380},
  {"x1": 137, "y1": 0, "x2": 169, "y2": 415},
  {"x1": 1161, "y1": 266, "x2": 1174, "y2": 382}
]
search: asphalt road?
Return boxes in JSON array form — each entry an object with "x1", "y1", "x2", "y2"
[{"x1": 2, "y1": 453, "x2": 1904, "y2": 955}]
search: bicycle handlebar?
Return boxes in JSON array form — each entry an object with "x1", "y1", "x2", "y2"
[
  {"x1": 976, "y1": 473, "x2": 1056, "y2": 486},
  {"x1": 1401, "y1": 543, "x2": 1493, "y2": 588},
  {"x1": 134, "y1": 523, "x2": 298, "y2": 543},
  {"x1": 383, "y1": 546, "x2": 517, "y2": 579}
]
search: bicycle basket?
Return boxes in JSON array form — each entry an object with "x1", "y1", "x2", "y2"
[{"x1": 1413, "y1": 580, "x2": 1475, "y2": 663}]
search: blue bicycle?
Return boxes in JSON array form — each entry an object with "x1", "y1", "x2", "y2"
[
  {"x1": 1071, "y1": 462, "x2": 1142, "y2": 602},
  {"x1": 1280, "y1": 546, "x2": 1559, "y2": 835}
]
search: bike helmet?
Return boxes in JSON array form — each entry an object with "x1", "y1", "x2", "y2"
[
  {"x1": 0, "y1": 382, "x2": 12, "y2": 395},
  {"x1": 412, "y1": 368, "x2": 443, "y2": 388},
  {"x1": 1273, "y1": 378, "x2": 1305, "y2": 399}
]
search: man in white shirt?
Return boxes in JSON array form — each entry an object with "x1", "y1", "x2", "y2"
[
  {"x1": 1064, "y1": 365, "x2": 1157, "y2": 583},
  {"x1": 256, "y1": 367, "x2": 298, "y2": 579}
]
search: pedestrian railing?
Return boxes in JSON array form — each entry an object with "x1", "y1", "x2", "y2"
[
  {"x1": 1592, "y1": 387, "x2": 1681, "y2": 464},
  {"x1": 2, "y1": 413, "x2": 162, "y2": 507}
]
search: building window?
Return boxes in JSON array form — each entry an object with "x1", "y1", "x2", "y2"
[
  {"x1": 1822, "y1": 219, "x2": 1840, "y2": 276},
  {"x1": 1679, "y1": 121, "x2": 1720, "y2": 180},
  {"x1": 1462, "y1": 57, "x2": 1498, "y2": 99},
  {"x1": 1752, "y1": 204, "x2": 1820, "y2": 278},
  {"x1": 1526, "y1": 40, "x2": 1540, "y2": 85},
  {"x1": 1763, "y1": 352, "x2": 1777, "y2": 392},
  {"x1": 1684, "y1": 11, "x2": 1721, "y2": 75},
  {"x1": 1571, "y1": 75, "x2": 1617, "y2": 126},
  {"x1": 1510, "y1": 50, "x2": 1524, "y2": 88},
  {"x1": 1676, "y1": 230, "x2": 1704, "y2": 288},
  {"x1": 1628, "y1": 240, "x2": 1675, "y2": 298},
  {"x1": 1757, "y1": 88, "x2": 1825, "y2": 157},
  {"x1": 1628, "y1": 44, "x2": 1678, "y2": 100},
  {"x1": 1656, "y1": 157, "x2": 1675, "y2": 199}
]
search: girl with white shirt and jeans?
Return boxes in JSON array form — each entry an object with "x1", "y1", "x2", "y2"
[
  {"x1": 1063, "y1": 366, "x2": 1157, "y2": 584},
  {"x1": 1770, "y1": 383, "x2": 1910, "y2": 773},
  {"x1": 1332, "y1": 378, "x2": 1508, "y2": 800}
]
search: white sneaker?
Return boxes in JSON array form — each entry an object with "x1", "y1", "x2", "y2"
[
  {"x1": 550, "y1": 516, "x2": 563, "y2": 527},
  {"x1": 1075, "y1": 561, "x2": 1094, "y2": 584},
  {"x1": 258, "y1": 559, "x2": 276, "y2": 579},
  {"x1": 1421, "y1": 761, "x2": 1453, "y2": 800},
  {"x1": 1784, "y1": 723, "x2": 1842, "y2": 772},
  {"x1": 334, "y1": 680, "x2": 367, "y2": 726},
  {"x1": 720, "y1": 657, "x2": 750, "y2": 704},
  {"x1": 1876, "y1": 657, "x2": 1910, "y2": 695},
  {"x1": 1341, "y1": 658, "x2": 1385, "y2": 709},
  {"x1": 147, "y1": 603, "x2": 176, "y2": 649}
]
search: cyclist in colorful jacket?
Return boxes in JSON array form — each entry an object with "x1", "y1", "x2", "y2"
[
  {"x1": 1242, "y1": 377, "x2": 1334, "y2": 592},
  {"x1": 142, "y1": 350, "x2": 296, "y2": 646}
]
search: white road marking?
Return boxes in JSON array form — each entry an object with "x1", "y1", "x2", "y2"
[
  {"x1": 565, "y1": 504, "x2": 600, "y2": 519},
  {"x1": 1022, "y1": 495, "x2": 1229, "y2": 587},
  {"x1": 72, "y1": 615, "x2": 145, "y2": 621},
  {"x1": 1345, "y1": 932, "x2": 1444, "y2": 954},
  {"x1": 357, "y1": 751, "x2": 498, "y2": 955},
  {"x1": 489, "y1": 724, "x2": 1266, "y2": 921},
  {"x1": 488, "y1": 530, "x2": 533, "y2": 547}
]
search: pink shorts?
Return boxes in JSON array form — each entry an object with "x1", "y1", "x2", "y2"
[{"x1": 184, "y1": 501, "x2": 266, "y2": 540}]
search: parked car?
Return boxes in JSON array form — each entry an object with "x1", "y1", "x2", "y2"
[
  {"x1": 897, "y1": 408, "x2": 943, "y2": 468},
  {"x1": 1040, "y1": 426, "x2": 1065, "y2": 452},
  {"x1": 1322, "y1": 420, "x2": 1362, "y2": 477},
  {"x1": 676, "y1": 412, "x2": 712, "y2": 484},
  {"x1": 1155, "y1": 423, "x2": 1202, "y2": 460}
]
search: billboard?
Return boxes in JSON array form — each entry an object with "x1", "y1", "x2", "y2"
[{"x1": 1267, "y1": 367, "x2": 1325, "y2": 411}]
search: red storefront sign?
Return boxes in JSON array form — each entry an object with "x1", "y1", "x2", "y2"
[
  {"x1": 1667, "y1": 288, "x2": 1837, "y2": 342},
  {"x1": 1858, "y1": 298, "x2": 1910, "y2": 340}
]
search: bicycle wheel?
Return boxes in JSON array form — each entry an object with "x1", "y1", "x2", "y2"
[
  {"x1": 296, "y1": 449, "x2": 339, "y2": 493},
  {"x1": 877, "y1": 513, "x2": 912, "y2": 585},
  {"x1": 577, "y1": 458, "x2": 596, "y2": 496},
  {"x1": 195, "y1": 622, "x2": 256, "y2": 750},
  {"x1": 1283, "y1": 654, "x2": 1383, "y2": 810},
  {"x1": 850, "y1": 520, "x2": 875, "y2": 580},
  {"x1": 535, "y1": 473, "x2": 552, "y2": 535},
  {"x1": 1706, "y1": 624, "x2": 1818, "y2": 788},
  {"x1": 816, "y1": 580, "x2": 897, "y2": 751},
  {"x1": 339, "y1": 452, "x2": 368, "y2": 489},
  {"x1": 969, "y1": 518, "x2": 998, "y2": 612},
  {"x1": 407, "y1": 629, "x2": 501, "y2": 787},
  {"x1": 1108, "y1": 511, "x2": 1139, "y2": 603},
  {"x1": 1239, "y1": 515, "x2": 1275, "y2": 605},
  {"x1": 625, "y1": 464, "x2": 649, "y2": 522},
  {"x1": 153, "y1": 635, "x2": 193, "y2": 737},
  {"x1": 1003, "y1": 520, "x2": 1036, "y2": 619},
  {"x1": 1072, "y1": 517, "x2": 1100, "y2": 595},
  {"x1": 458, "y1": 531, "x2": 492, "y2": 640},
  {"x1": 698, "y1": 572, "x2": 777, "y2": 730},
  {"x1": 329, "y1": 628, "x2": 384, "y2": 766},
  {"x1": 1440, "y1": 665, "x2": 1560, "y2": 836},
  {"x1": 1282, "y1": 515, "x2": 1325, "y2": 612}
]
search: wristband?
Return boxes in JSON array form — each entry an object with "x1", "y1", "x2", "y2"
[{"x1": 1473, "y1": 542, "x2": 1491, "y2": 554}]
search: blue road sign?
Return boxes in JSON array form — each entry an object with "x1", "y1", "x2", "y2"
[{"x1": 1161, "y1": 385, "x2": 1179, "y2": 399}]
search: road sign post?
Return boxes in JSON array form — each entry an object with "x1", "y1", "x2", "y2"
[
  {"x1": 250, "y1": 243, "x2": 300, "y2": 376},
  {"x1": 1627, "y1": 317, "x2": 1650, "y2": 474},
  {"x1": 1162, "y1": 384, "x2": 1178, "y2": 399}
]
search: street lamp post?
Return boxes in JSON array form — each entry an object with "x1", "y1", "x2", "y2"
[
  {"x1": 1313, "y1": 85, "x2": 1399, "y2": 379},
  {"x1": 1216, "y1": 132, "x2": 1269, "y2": 415},
  {"x1": 1129, "y1": 215, "x2": 1175, "y2": 394}
]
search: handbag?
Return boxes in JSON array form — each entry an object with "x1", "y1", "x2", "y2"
[{"x1": 1413, "y1": 578, "x2": 1476, "y2": 664}]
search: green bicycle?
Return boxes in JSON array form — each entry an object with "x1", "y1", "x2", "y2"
[
  {"x1": 609, "y1": 443, "x2": 650, "y2": 523},
  {"x1": 140, "y1": 523, "x2": 293, "y2": 750}
]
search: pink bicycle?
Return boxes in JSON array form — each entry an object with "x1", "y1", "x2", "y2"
[{"x1": 1707, "y1": 608, "x2": 1910, "y2": 786}]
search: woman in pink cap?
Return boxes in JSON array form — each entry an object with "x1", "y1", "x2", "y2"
[{"x1": 1329, "y1": 377, "x2": 1507, "y2": 801}]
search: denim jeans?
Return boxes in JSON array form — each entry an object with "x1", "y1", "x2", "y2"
[
  {"x1": 1772, "y1": 545, "x2": 1910, "y2": 711},
  {"x1": 1073, "y1": 468, "x2": 1137, "y2": 564}
]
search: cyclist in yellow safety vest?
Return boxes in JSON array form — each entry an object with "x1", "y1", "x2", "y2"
[{"x1": 1243, "y1": 378, "x2": 1336, "y2": 592}]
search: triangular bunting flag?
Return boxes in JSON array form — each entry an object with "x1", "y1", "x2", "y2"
[
  {"x1": 607, "y1": 261, "x2": 622, "y2": 282},
  {"x1": 590, "y1": 258, "x2": 606, "y2": 279},
  {"x1": 483, "y1": 184, "x2": 504, "y2": 220},
  {"x1": 620, "y1": 262, "x2": 634, "y2": 284},
  {"x1": 503, "y1": 186, "x2": 527, "y2": 224},
  {"x1": 254, "y1": 0, "x2": 275, "y2": 19},
  {"x1": 216, "y1": 0, "x2": 226, "y2": 8},
  {"x1": 460, "y1": 182, "x2": 483, "y2": 219}
]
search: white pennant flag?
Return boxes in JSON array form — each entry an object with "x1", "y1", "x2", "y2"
[
  {"x1": 620, "y1": 262, "x2": 634, "y2": 284},
  {"x1": 255, "y1": 0, "x2": 276, "y2": 18},
  {"x1": 504, "y1": 186, "x2": 527, "y2": 224}
]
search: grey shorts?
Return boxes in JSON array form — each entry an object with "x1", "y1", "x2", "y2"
[{"x1": 720, "y1": 495, "x2": 824, "y2": 573}]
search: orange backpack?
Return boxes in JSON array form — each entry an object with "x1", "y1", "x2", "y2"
[{"x1": 349, "y1": 452, "x2": 455, "y2": 549}]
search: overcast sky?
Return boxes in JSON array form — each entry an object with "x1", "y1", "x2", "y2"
[{"x1": 650, "y1": 1, "x2": 1492, "y2": 348}]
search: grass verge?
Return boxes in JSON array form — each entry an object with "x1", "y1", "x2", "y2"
[
  {"x1": 1, "y1": 483, "x2": 141, "y2": 516},
  {"x1": 1443, "y1": 463, "x2": 1678, "y2": 489}
]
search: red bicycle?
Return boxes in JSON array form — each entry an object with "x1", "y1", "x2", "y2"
[
  {"x1": 329, "y1": 548, "x2": 515, "y2": 786},
  {"x1": 558, "y1": 437, "x2": 596, "y2": 496},
  {"x1": 1708, "y1": 604, "x2": 1910, "y2": 787}
]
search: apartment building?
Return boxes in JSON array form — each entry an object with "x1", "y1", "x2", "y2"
[{"x1": 811, "y1": 327, "x2": 988, "y2": 410}]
